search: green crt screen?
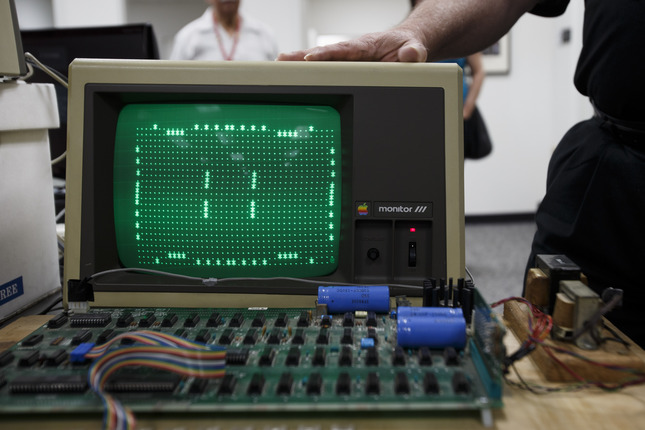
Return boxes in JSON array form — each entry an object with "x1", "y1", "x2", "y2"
[{"x1": 113, "y1": 103, "x2": 342, "y2": 279}]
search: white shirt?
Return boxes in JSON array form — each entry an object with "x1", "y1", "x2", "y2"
[{"x1": 170, "y1": 7, "x2": 278, "y2": 61}]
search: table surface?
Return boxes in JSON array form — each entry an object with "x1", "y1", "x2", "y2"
[{"x1": 1, "y1": 314, "x2": 644, "y2": 430}]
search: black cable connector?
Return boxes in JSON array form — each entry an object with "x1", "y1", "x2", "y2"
[{"x1": 67, "y1": 278, "x2": 94, "y2": 302}]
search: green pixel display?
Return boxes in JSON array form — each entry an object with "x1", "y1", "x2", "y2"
[{"x1": 113, "y1": 104, "x2": 342, "y2": 278}]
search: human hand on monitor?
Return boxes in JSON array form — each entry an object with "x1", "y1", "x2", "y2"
[
  {"x1": 277, "y1": 28, "x2": 427, "y2": 63},
  {"x1": 278, "y1": 0, "x2": 534, "y2": 63}
]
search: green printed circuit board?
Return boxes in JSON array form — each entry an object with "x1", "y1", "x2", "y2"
[{"x1": 0, "y1": 289, "x2": 506, "y2": 427}]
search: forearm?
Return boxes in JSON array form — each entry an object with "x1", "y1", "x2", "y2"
[
  {"x1": 277, "y1": 0, "x2": 540, "y2": 62},
  {"x1": 401, "y1": 0, "x2": 538, "y2": 61}
]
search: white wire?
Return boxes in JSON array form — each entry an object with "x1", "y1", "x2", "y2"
[
  {"x1": 22, "y1": 52, "x2": 69, "y2": 166},
  {"x1": 23, "y1": 52, "x2": 68, "y2": 88},
  {"x1": 87, "y1": 267, "x2": 424, "y2": 290},
  {"x1": 55, "y1": 208, "x2": 66, "y2": 223},
  {"x1": 50, "y1": 151, "x2": 67, "y2": 166}
]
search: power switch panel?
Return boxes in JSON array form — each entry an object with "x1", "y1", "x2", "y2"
[
  {"x1": 394, "y1": 221, "x2": 432, "y2": 283},
  {"x1": 409, "y1": 242, "x2": 417, "y2": 267}
]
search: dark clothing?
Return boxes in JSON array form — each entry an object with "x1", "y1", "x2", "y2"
[
  {"x1": 533, "y1": 0, "x2": 645, "y2": 121},
  {"x1": 530, "y1": 0, "x2": 569, "y2": 17},
  {"x1": 527, "y1": 0, "x2": 645, "y2": 346},
  {"x1": 574, "y1": 0, "x2": 645, "y2": 122}
]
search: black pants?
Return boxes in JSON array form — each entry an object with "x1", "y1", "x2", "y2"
[{"x1": 526, "y1": 116, "x2": 645, "y2": 347}]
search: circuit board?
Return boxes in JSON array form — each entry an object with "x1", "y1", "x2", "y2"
[{"x1": 0, "y1": 289, "x2": 505, "y2": 428}]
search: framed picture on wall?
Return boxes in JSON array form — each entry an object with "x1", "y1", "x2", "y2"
[{"x1": 482, "y1": 34, "x2": 510, "y2": 75}]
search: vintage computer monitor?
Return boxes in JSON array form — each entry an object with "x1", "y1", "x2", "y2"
[
  {"x1": 63, "y1": 60, "x2": 464, "y2": 309},
  {"x1": 21, "y1": 24, "x2": 159, "y2": 178}
]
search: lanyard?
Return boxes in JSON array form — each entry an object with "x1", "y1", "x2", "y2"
[{"x1": 213, "y1": 15, "x2": 241, "y2": 61}]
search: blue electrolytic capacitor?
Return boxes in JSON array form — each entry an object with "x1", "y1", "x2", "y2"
[
  {"x1": 396, "y1": 306, "x2": 464, "y2": 319},
  {"x1": 317, "y1": 286, "x2": 390, "y2": 314},
  {"x1": 397, "y1": 314, "x2": 467, "y2": 349}
]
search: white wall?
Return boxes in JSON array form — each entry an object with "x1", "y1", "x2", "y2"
[
  {"x1": 13, "y1": 0, "x2": 53, "y2": 29},
  {"x1": 465, "y1": 5, "x2": 591, "y2": 215},
  {"x1": 15, "y1": 0, "x2": 592, "y2": 216},
  {"x1": 307, "y1": 0, "x2": 409, "y2": 41},
  {"x1": 52, "y1": 0, "x2": 126, "y2": 27}
]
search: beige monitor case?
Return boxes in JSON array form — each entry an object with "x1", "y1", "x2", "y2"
[{"x1": 64, "y1": 60, "x2": 464, "y2": 310}]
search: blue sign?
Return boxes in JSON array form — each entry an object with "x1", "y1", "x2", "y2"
[{"x1": 0, "y1": 276, "x2": 24, "y2": 306}]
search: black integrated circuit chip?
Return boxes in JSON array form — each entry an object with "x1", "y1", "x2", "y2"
[
  {"x1": 104, "y1": 373, "x2": 181, "y2": 393},
  {"x1": 70, "y1": 313, "x2": 112, "y2": 328},
  {"x1": 10, "y1": 374, "x2": 88, "y2": 394}
]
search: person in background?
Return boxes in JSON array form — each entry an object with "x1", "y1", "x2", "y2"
[
  {"x1": 440, "y1": 53, "x2": 492, "y2": 159},
  {"x1": 458, "y1": 53, "x2": 484, "y2": 123},
  {"x1": 170, "y1": 0, "x2": 278, "y2": 61},
  {"x1": 279, "y1": 0, "x2": 645, "y2": 347}
]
